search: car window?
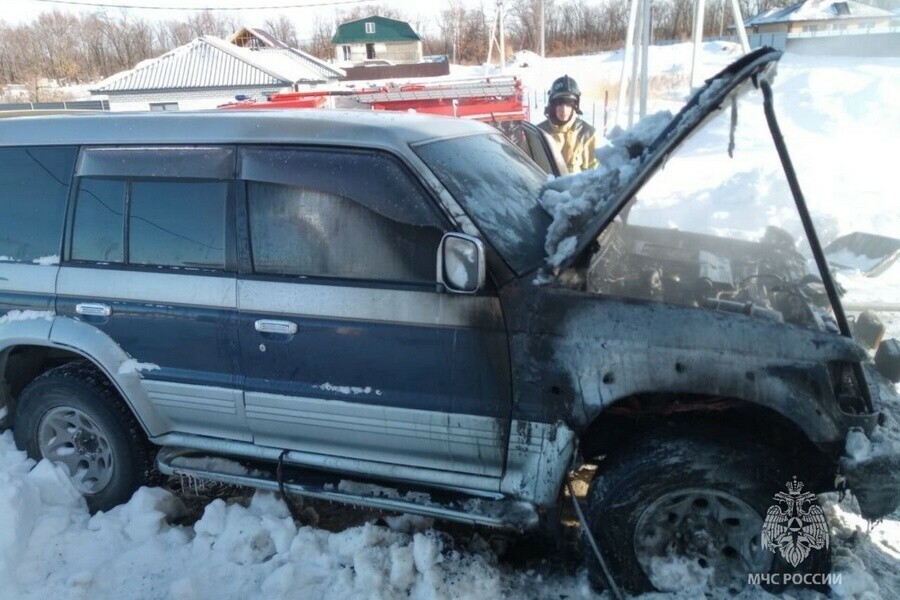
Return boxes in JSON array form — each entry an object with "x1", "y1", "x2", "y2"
[
  {"x1": 71, "y1": 178, "x2": 126, "y2": 263},
  {"x1": 0, "y1": 146, "x2": 77, "y2": 264},
  {"x1": 414, "y1": 133, "x2": 550, "y2": 276},
  {"x1": 129, "y1": 181, "x2": 227, "y2": 268},
  {"x1": 71, "y1": 178, "x2": 228, "y2": 269},
  {"x1": 241, "y1": 148, "x2": 446, "y2": 285},
  {"x1": 248, "y1": 183, "x2": 443, "y2": 283}
]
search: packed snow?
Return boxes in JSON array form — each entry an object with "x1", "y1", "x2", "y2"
[
  {"x1": 315, "y1": 383, "x2": 383, "y2": 397},
  {"x1": 117, "y1": 359, "x2": 162, "y2": 375},
  {"x1": 0, "y1": 310, "x2": 54, "y2": 324},
  {"x1": 1, "y1": 43, "x2": 898, "y2": 599},
  {"x1": 31, "y1": 255, "x2": 59, "y2": 266}
]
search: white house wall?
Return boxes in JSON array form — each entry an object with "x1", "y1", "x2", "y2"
[
  {"x1": 99, "y1": 87, "x2": 286, "y2": 111},
  {"x1": 338, "y1": 41, "x2": 422, "y2": 63}
]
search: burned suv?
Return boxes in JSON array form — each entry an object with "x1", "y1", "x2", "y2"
[{"x1": 1, "y1": 48, "x2": 897, "y2": 592}]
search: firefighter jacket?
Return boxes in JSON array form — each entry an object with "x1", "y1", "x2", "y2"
[{"x1": 537, "y1": 117, "x2": 600, "y2": 174}]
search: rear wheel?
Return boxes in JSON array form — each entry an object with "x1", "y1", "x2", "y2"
[
  {"x1": 585, "y1": 429, "x2": 830, "y2": 593},
  {"x1": 14, "y1": 362, "x2": 151, "y2": 512}
]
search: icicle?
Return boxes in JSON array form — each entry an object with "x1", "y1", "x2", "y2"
[{"x1": 728, "y1": 94, "x2": 738, "y2": 158}]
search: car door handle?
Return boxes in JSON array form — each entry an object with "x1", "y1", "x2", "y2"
[
  {"x1": 254, "y1": 319, "x2": 298, "y2": 335},
  {"x1": 76, "y1": 303, "x2": 112, "y2": 317}
]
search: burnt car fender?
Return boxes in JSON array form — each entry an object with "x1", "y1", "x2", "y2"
[{"x1": 502, "y1": 284, "x2": 870, "y2": 447}]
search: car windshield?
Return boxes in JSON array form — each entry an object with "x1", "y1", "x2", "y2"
[{"x1": 414, "y1": 133, "x2": 551, "y2": 275}]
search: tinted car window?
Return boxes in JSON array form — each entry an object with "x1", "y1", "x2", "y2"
[
  {"x1": 71, "y1": 178, "x2": 227, "y2": 269},
  {"x1": 0, "y1": 146, "x2": 77, "y2": 263},
  {"x1": 248, "y1": 183, "x2": 443, "y2": 283},
  {"x1": 240, "y1": 148, "x2": 442, "y2": 228},
  {"x1": 71, "y1": 178, "x2": 126, "y2": 263},
  {"x1": 130, "y1": 180, "x2": 227, "y2": 269},
  {"x1": 241, "y1": 148, "x2": 446, "y2": 284}
]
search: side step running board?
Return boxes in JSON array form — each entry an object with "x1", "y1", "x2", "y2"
[{"x1": 157, "y1": 447, "x2": 538, "y2": 532}]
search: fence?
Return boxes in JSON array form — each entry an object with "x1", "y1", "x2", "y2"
[{"x1": 0, "y1": 99, "x2": 110, "y2": 111}]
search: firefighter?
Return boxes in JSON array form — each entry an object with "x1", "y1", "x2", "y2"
[{"x1": 538, "y1": 75, "x2": 599, "y2": 174}]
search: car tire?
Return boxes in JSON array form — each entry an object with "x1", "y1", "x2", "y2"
[
  {"x1": 13, "y1": 361, "x2": 151, "y2": 513},
  {"x1": 584, "y1": 428, "x2": 831, "y2": 594}
]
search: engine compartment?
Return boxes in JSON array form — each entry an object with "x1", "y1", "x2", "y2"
[{"x1": 583, "y1": 222, "x2": 838, "y2": 330}]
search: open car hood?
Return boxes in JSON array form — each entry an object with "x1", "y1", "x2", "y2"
[{"x1": 547, "y1": 47, "x2": 782, "y2": 272}]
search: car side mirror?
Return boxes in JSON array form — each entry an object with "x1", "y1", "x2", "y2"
[{"x1": 437, "y1": 233, "x2": 486, "y2": 294}]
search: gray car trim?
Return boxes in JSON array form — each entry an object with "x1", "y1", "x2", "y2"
[
  {"x1": 144, "y1": 380, "x2": 251, "y2": 442},
  {"x1": 0, "y1": 263, "x2": 58, "y2": 299},
  {"x1": 245, "y1": 390, "x2": 504, "y2": 477},
  {"x1": 0, "y1": 311, "x2": 54, "y2": 349},
  {"x1": 152, "y1": 431, "x2": 506, "y2": 497},
  {"x1": 157, "y1": 448, "x2": 537, "y2": 531},
  {"x1": 237, "y1": 279, "x2": 503, "y2": 329},
  {"x1": 501, "y1": 420, "x2": 576, "y2": 507},
  {"x1": 0, "y1": 111, "x2": 494, "y2": 150},
  {"x1": 57, "y1": 267, "x2": 236, "y2": 309}
]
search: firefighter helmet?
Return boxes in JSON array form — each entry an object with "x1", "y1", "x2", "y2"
[{"x1": 547, "y1": 75, "x2": 582, "y2": 115}]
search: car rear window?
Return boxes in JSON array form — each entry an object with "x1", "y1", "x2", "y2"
[{"x1": 0, "y1": 146, "x2": 77, "y2": 264}]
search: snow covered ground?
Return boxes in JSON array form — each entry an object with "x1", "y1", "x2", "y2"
[{"x1": 1, "y1": 44, "x2": 898, "y2": 599}]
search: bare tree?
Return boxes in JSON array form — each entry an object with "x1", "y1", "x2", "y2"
[
  {"x1": 301, "y1": 15, "x2": 333, "y2": 59},
  {"x1": 185, "y1": 10, "x2": 234, "y2": 38},
  {"x1": 264, "y1": 15, "x2": 299, "y2": 47}
]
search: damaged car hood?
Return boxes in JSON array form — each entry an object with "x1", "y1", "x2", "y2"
[{"x1": 544, "y1": 47, "x2": 782, "y2": 272}]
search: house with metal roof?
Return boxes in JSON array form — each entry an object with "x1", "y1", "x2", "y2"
[
  {"x1": 90, "y1": 32, "x2": 344, "y2": 111},
  {"x1": 741, "y1": 1, "x2": 897, "y2": 56},
  {"x1": 745, "y1": 0, "x2": 892, "y2": 34},
  {"x1": 332, "y1": 16, "x2": 423, "y2": 64}
]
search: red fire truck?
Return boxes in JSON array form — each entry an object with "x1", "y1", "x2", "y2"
[
  {"x1": 220, "y1": 76, "x2": 529, "y2": 123},
  {"x1": 220, "y1": 76, "x2": 565, "y2": 175}
]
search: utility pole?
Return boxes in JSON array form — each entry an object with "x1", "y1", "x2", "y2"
[
  {"x1": 619, "y1": 0, "x2": 751, "y2": 128},
  {"x1": 639, "y1": 0, "x2": 651, "y2": 119},
  {"x1": 487, "y1": 8, "x2": 497, "y2": 66},
  {"x1": 499, "y1": 0, "x2": 506, "y2": 72},
  {"x1": 690, "y1": 0, "x2": 707, "y2": 90}
]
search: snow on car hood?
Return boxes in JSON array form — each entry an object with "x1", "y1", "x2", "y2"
[{"x1": 540, "y1": 47, "x2": 782, "y2": 272}]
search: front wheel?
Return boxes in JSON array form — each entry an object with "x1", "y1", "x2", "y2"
[
  {"x1": 13, "y1": 362, "x2": 151, "y2": 512},
  {"x1": 585, "y1": 430, "x2": 831, "y2": 594}
]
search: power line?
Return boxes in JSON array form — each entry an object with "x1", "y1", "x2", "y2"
[{"x1": 27, "y1": 0, "x2": 374, "y2": 10}]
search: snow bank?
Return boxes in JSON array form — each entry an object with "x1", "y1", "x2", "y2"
[{"x1": 0, "y1": 431, "x2": 512, "y2": 600}]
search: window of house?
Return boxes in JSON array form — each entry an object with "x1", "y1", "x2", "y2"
[
  {"x1": 365, "y1": 22, "x2": 375, "y2": 34},
  {"x1": 241, "y1": 148, "x2": 446, "y2": 284},
  {"x1": 342, "y1": 45, "x2": 351, "y2": 61},
  {"x1": 149, "y1": 102, "x2": 179, "y2": 112},
  {"x1": 0, "y1": 146, "x2": 77, "y2": 263},
  {"x1": 366, "y1": 43, "x2": 376, "y2": 60}
]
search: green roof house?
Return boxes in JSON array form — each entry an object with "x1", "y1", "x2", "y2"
[{"x1": 332, "y1": 16, "x2": 423, "y2": 64}]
